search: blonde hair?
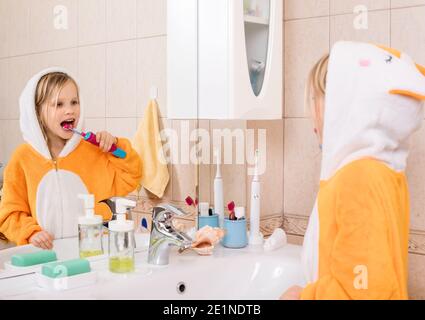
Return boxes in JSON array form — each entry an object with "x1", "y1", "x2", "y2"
[
  {"x1": 305, "y1": 54, "x2": 329, "y2": 140},
  {"x1": 35, "y1": 72, "x2": 79, "y2": 144}
]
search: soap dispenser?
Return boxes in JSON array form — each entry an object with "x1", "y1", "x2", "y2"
[
  {"x1": 108, "y1": 198, "x2": 136, "y2": 273},
  {"x1": 78, "y1": 194, "x2": 104, "y2": 258}
]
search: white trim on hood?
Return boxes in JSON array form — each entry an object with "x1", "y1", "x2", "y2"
[{"x1": 19, "y1": 67, "x2": 84, "y2": 160}]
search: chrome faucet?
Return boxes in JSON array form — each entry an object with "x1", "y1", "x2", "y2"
[{"x1": 148, "y1": 204, "x2": 193, "y2": 265}]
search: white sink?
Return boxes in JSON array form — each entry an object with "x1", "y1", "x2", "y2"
[{"x1": 0, "y1": 235, "x2": 305, "y2": 300}]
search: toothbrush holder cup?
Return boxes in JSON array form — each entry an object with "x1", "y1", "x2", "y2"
[
  {"x1": 198, "y1": 214, "x2": 219, "y2": 230},
  {"x1": 221, "y1": 218, "x2": 248, "y2": 249}
]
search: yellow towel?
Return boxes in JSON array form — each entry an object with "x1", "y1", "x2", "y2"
[{"x1": 132, "y1": 99, "x2": 170, "y2": 198}]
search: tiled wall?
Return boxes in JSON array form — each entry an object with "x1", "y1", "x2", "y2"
[{"x1": 283, "y1": 0, "x2": 425, "y2": 300}]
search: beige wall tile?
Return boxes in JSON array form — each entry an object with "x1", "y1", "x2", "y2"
[
  {"x1": 137, "y1": 36, "x2": 167, "y2": 117},
  {"x1": 78, "y1": 45, "x2": 106, "y2": 118},
  {"x1": 285, "y1": 17, "x2": 330, "y2": 118},
  {"x1": 330, "y1": 0, "x2": 390, "y2": 15},
  {"x1": 246, "y1": 120, "x2": 284, "y2": 218},
  {"x1": 406, "y1": 122, "x2": 425, "y2": 231},
  {"x1": 106, "y1": 40, "x2": 137, "y2": 118},
  {"x1": 30, "y1": 48, "x2": 79, "y2": 76},
  {"x1": 391, "y1": 0, "x2": 425, "y2": 8},
  {"x1": 408, "y1": 253, "x2": 425, "y2": 300},
  {"x1": 78, "y1": 0, "x2": 106, "y2": 46},
  {"x1": 137, "y1": 0, "x2": 167, "y2": 38},
  {"x1": 0, "y1": 120, "x2": 24, "y2": 165},
  {"x1": 84, "y1": 118, "x2": 106, "y2": 133},
  {"x1": 198, "y1": 120, "x2": 211, "y2": 204},
  {"x1": 285, "y1": 0, "x2": 329, "y2": 20},
  {"x1": 30, "y1": 0, "x2": 78, "y2": 53},
  {"x1": 284, "y1": 118, "x2": 321, "y2": 217},
  {"x1": 391, "y1": 6, "x2": 425, "y2": 66},
  {"x1": 0, "y1": 0, "x2": 9, "y2": 58},
  {"x1": 210, "y1": 120, "x2": 247, "y2": 212},
  {"x1": 0, "y1": 56, "x2": 31, "y2": 120},
  {"x1": 171, "y1": 120, "x2": 198, "y2": 202},
  {"x1": 106, "y1": 0, "x2": 137, "y2": 42},
  {"x1": 106, "y1": 117, "x2": 137, "y2": 140},
  {"x1": 330, "y1": 10, "x2": 390, "y2": 47},
  {"x1": 8, "y1": 0, "x2": 31, "y2": 56}
]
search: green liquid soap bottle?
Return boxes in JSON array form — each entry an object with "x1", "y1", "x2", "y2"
[
  {"x1": 78, "y1": 194, "x2": 104, "y2": 258},
  {"x1": 108, "y1": 199, "x2": 136, "y2": 273}
]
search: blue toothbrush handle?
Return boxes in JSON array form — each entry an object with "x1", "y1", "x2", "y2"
[{"x1": 111, "y1": 148, "x2": 127, "y2": 159}]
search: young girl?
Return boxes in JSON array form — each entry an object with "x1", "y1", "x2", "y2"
[
  {"x1": 281, "y1": 41, "x2": 425, "y2": 300},
  {"x1": 0, "y1": 67, "x2": 142, "y2": 250}
]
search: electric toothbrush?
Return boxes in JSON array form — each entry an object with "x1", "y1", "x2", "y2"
[
  {"x1": 214, "y1": 148, "x2": 224, "y2": 228},
  {"x1": 249, "y1": 149, "x2": 264, "y2": 245},
  {"x1": 63, "y1": 124, "x2": 127, "y2": 159}
]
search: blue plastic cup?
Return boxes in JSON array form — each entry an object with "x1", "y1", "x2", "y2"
[
  {"x1": 221, "y1": 218, "x2": 248, "y2": 248},
  {"x1": 198, "y1": 214, "x2": 219, "y2": 230}
]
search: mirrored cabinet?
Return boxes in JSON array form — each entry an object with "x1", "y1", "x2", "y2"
[{"x1": 167, "y1": 0, "x2": 283, "y2": 120}]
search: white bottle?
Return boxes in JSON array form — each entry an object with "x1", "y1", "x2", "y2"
[
  {"x1": 78, "y1": 194, "x2": 104, "y2": 258},
  {"x1": 249, "y1": 150, "x2": 264, "y2": 245},
  {"x1": 214, "y1": 149, "x2": 224, "y2": 228}
]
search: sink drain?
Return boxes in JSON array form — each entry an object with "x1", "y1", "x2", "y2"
[{"x1": 176, "y1": 282, "x2": 186, "y2": 294}]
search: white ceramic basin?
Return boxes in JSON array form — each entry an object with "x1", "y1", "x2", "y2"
[{"x1": 0, "y1": 235, "x2": 305, "y2": 300}]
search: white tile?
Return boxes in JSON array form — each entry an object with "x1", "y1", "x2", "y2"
[
  {"x1": 391, "y1": 0, "x2": 425, "y2": 8},
  {"x1": 78, "y1": 45, "x2": 106, "y2": 118},
  {"x1": 0, "y1": 56, "x2": 31, "y2": 120},
  {"x1": 330, "y1": 10, "x2": 390, "y2": 47},
  {"x1": 137, "y1": 36, "x2": 167, "y2": 117},
  {"x1": 0, "y1": 0, "x2": 10, "y2": 58},
  {"x1": 30, "y1": 0, "x2": 78, "y2": 53},
  {"x1": 106, "y1": 40, "x2": 137, "y2": 118},
  {"x1": 0, "y1": 120, "x2": 24, "y2": 165},
  {"x1": 391, "y1": 6, "x2": 425, "y2": 66},
  {"x1": 285, "y1": 0, "x2": 329, "y2": 20},
  {"x1": 8, "y1": 0, "x2": 31, "y2": 56},
  {"x1": 106, "y1": 0, "x2": 137, "y2": 42},
  {"x1": 78, "y1": 0, "x2": 106, "y2": 46},
  {"x1": 84, "y1": 118, "x2": 106, "y2": 133},
  {"x1": 106, "y1": 117, "x2": 137, "y2": 141},
  {"x1": 30, "y1": 48, "x2": 79, "y2": 77},
  {"x1": 330, "y1": 0, "x2": 390, "y2": 15},
  {"x1": 137, "y1": 0, "x2": 167, "y2": 38}
]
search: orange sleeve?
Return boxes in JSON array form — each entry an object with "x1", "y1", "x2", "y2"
[
  {"x1": 0, "y1": 159, "x2": 41, "y2": 245},
  {"x1": 105, "y1": 137, "x2": 142, "y2": 196},
  {"x1": 301, "y1": 170, "x2": 403, "y2": 300}
]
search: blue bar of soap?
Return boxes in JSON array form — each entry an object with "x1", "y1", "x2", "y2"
[
  {"x1": 11, "y1": 250, "x2": 57, "y2": 267},
  {"x1": 42, "y1": 259, "x2": 91, "y2": 279}
]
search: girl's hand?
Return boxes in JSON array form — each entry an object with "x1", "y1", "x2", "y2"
[
  {"x1": 29, "y1": 231, "x2": 54, "y2": 250},
  {"x1": 279, "y1": 286, "x2": 303, "y2": 300},
  {"x1": 96, "y1": 131, "x2": 118, "y2": 153}
]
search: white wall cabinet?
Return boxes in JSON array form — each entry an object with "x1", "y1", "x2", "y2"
[{"x1": 167, "y1": 0, "x2": 283, "y2": 120}]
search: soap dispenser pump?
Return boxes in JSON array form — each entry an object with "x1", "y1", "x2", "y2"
[
  {"x1": 249, "y1": 150, "x2": 264, "y2": 246},
  {"x1": 78, "y1": 194, "x2": 104, "y2": 258},
  {"x1": 108, "y1": 200, "x2": 136, "y2": 273}
]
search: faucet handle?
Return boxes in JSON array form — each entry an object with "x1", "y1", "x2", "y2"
[{"x1": 152, "y1": 203, "x2": 189, "y2": 222}]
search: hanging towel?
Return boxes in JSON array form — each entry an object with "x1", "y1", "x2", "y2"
[{"x1": 132, "y1": 99, "x2": 170, "y2": 198}]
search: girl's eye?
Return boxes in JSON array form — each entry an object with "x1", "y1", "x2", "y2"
[
  {"x1": 72, "y1": 100, "x2": 79, "y2": 105},
  {"x1": 56, "y1": 102, "x2": 63, "y2": 107},
  {"x1": 386, "y1": 55, "x2": 393, "y2": 64}
]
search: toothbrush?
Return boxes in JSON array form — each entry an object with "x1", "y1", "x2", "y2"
[
  {"x1": 249, "y1": 149, "x2": 264, "y2": 245},
  {"x1": 214, "y1": 149, "x2": 224, "y2": 228},
  {"x1": 63, "y1": 124, "x2": 126, "y2": 159}
]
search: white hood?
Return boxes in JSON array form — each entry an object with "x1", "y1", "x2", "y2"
[
  {"x1": 19, "y1": 67, "x2": 84, "y2": 159},
  {"x1": 321, "y1": 41, "x2": 425, "y2": 180}
]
